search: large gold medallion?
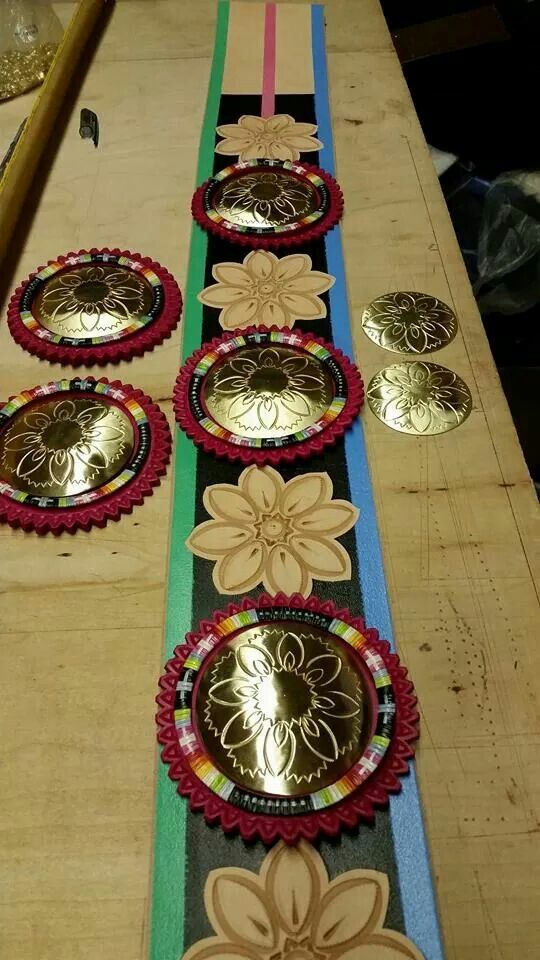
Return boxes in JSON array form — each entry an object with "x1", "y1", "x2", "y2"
[
  {"x1": 8, "y1": 249, "x2": 182, "y2": 366},
  {"x1": 192, "y1": 158, "x2": 343, "y2": 249},
  {"x1": 197, "y1": 623, "x2": 368, "y2": 796},
  {"x1": 33, "y1": 263, "x2": 153, "y2": 339},
  {"x1": 157, "y1": 597, "x2": 418, "y2": 842},
  {"x1": 174, "y1": 329, "x2": 363, "y2": 464},
  {"x1": 204, "y1": 345, "x2": 333, "y2": 439},
  {"x1": 0, "y1": 395, "x2": 134, "y2": 498},
  {"x1": 213, "y1": 169, "x2": 319, "y2": 229}
]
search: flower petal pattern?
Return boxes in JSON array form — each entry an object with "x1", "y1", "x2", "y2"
[
  {"x1": 187, "y1": 468, "x2": 357, "y2": 597},
  {"x1": 182, "y1": 843, "x2": 425, "y2": 960},
  {"x1": 198, "y1": 251, "x2": 334, "y2": 331},
  {"x1": 215, "y1": 114, "x2": 323, "y2": 162}
]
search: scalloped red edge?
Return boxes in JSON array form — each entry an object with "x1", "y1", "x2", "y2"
[
  {"x1": 7, "y1": 247, "x2": 182, "y2": 367},
  {"x1": 191, "y1": 161, "x2": 344, "y2": 249},
  {"x1": 0, "y1": 378, "x2": 172, "y2": 535},
  {"x1": 156, "y1": 593, "x2": 419, "y2": 844},
  {"x1": 173, "y1": 325, "x2": 365, "y2": 465}
]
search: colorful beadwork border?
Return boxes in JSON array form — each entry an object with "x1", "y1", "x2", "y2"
[
  {"x1": 7, "y1": 248, "x2": 182, "y2": 366},
  {"x1": 173, "y1": 326, "x2": 364, "y2": 465},
  {"x1": 156, "y1": 593, "x2": 419, "y2": 844},
  {"x1": 203, "y1": 158, "x2": 328, "y2": 234},
  {"x1": 0, "y1": 377, "x2": 172, "y2": 534},
  {"x1": 192, "y1": 160, "x2": 343, "y2": 249}
]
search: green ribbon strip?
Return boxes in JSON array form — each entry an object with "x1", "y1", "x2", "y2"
[{"x1": 149, "y1": 5, "x2": 230, "y2": 959}]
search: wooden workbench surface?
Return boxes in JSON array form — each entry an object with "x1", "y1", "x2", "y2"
[{"x1": 1, "y1": 2, "x2": 539, "y2": 959}]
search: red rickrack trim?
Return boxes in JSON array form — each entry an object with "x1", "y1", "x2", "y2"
[
  {"x1": 156, "y1": 593, "x2": 419, "y2": 844},
  {"x1": 0, "y1": 378, "x2": 171, "y2": 535},
  {"x1": 7, "y1": 247, "x2": 182, "y2": 367},
  {"x1": 191, "y1": 161, "x2": 344, "y2": 249},
  {"x1": 173, "y1": 326, "x2": 364, "y2": 465}
]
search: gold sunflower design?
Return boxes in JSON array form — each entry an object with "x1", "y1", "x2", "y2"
[
  {"x1": 215, "y1": 114, "x2": 323, "y2": 162},
  {"x1": 203, "y1": 628, "x2": 362, "y2": 788},
  {"x1": 215, "y1": 171, "x2": 317, "y2": 228},
  {"x1": 198, "y1": 251, "x2": 335, "y2": 331},
  {"x1": 0, "y1": 398, "x2": 131, "y2": 497},
  {"x1": 37, "y1": 264, "x2": 148, "y2": 336},
  {"x1": 205, "y1": 347, "x2": 331, "y2": 437},
  {"x1": 361, "y1": 291, "x2": 458, "y2": 354},
  {"x1": 186, "y1": 466, "x2": 358, "y2": 596},
  {"x1": 183, "y1": 841, "x2": 425, "y2": 960},
  {"x1": 367, "y1": 361, "x2": 473, "y2": 435}
]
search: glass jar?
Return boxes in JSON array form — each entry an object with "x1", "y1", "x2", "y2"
[{"x1": 0, "y1": 1, "x2": 63, "y2": 101}]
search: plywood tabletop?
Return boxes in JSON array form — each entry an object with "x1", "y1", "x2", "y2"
[{"x1": 1, "y1": 2, "x2": 539, "y2": 959}]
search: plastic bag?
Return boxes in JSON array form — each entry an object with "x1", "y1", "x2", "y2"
[
  {"x1": 0, "y1": 1, "x2": 63, "y2": 101},
  {"x1": 475, "y1": 171, "x2": 540, "y2": 315}
]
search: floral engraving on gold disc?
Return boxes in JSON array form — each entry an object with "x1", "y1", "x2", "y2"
[
  {"x1": 197, "y1": 625, "x2": 365, "y2": 795},
  {"x1": 362, "y1": 290, "x2": 458, "y2": 355},
  {"x1": 182, "y1": 841, "x2": 425, "y2": 960},
  {"x1": 33, "y1": 264, "x2": 153, "y2": 339},
  {"x1": 367, "y1": 361, "x2": 472, "y2": 435},
  {"x1": 203, "y1": 346, "x2": 332, "y2": 438},
  {"x1": 198, "y1": 251, "x2": 335, "y2": 330},
  {"x1": 213, "y1": 171, "x2": 318, "y2": 228},
  {"x1": 186, "y1": 466, "x2": 358, "y2": 596},
  {"x1": 0, "y1": 398, "x2": 134, "y2": 498},
  {"x1": 215, "y1": 114, "x2": 323, "y2": 162}
]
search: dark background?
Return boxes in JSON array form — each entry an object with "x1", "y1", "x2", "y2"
[{"x1": 382, "y1": 0, "x2": 540, "y2": 487}]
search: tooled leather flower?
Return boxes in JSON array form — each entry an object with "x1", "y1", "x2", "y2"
[
  {"x1": 215, "y1": 114, "x2": 323, "y2": 161},
  {"x1": 186, "y1": 465, "x2": 358, "y2": 595},
  {"x1": 182, "y1": 841, "x2": 424, "y2": 960}
]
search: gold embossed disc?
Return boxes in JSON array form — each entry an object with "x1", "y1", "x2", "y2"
[
  {"x1": 0, "y1": 396, "x2": 135, "y2": 498},
  {"x1": 203, "y1": 345, "x2": 334, "y2": 439},
  {"x1": 197, "y1": 623, "x2": 371, "y2": 796},
  {"x1": 213, "y1": 170, "x2": 320, "y2": 229},
  {"x1": 367, "y1": 361, "x2": 472, "y2": 435},
  {"x1": 32, "y1": 263, "x2": 154, "y2": 339},
  {"x1": 361, "y1": 291, "x2": 458, "y2": 355}
]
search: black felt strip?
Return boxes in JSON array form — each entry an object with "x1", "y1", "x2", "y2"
[{"x1": 184, "y1": 92, "x2": 406, "y2": 945}]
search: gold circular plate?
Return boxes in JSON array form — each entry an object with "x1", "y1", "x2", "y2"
[
  {"x1": 367, "y1": 361, "x2": 472, "y2": 435},
  {"x1": 361, "y1": 291, "x2": 458, "y2": 355},
  {"x1": 0, "y1": 395, "x2": 135, "y2": 498},
  {"x1": 213, "y1": 169, "x2": 319, "y2": 229},
  {"x1": 33, "y1": 263, "x2": 154, "y2": 339},
  {"x1": 203, "y1": 344, "x2": 334, "y2": 439},
  {"x1": 197, "y1": 622, "x2": 370, "y2": 796}
]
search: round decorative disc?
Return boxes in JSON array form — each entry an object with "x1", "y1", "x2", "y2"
[
  {"x1": 7, "y1": 248, "x2": 182, "y2": 366},
  {"x1": 156, "y1": 594, "x2": 419, "y2": 843},
  {"x1": 0, "y1": 378, "x2": 172, "y2": 534},
  {"x1": 361, "y1": 290, "x2": 458, "y2": 355},
  {"x1": 191, "y1": 159, "x2": 343, "y2": 249},
  {"x1": 173, "y1": 327, "x2": 364, "y2": 465},
  {"x1": 367, "y1": 361, "x2": 473, "y2": 436}
]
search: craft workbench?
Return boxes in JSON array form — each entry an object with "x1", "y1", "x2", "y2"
[{"x1": 1, "y1": 2, "x2": 539, "y2": 959}]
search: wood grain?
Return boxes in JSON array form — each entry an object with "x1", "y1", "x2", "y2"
[{"x1": 1, "y1": 2, "x2": 539, "y2": 960}]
